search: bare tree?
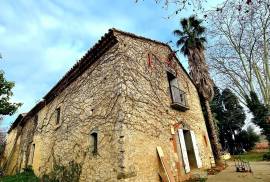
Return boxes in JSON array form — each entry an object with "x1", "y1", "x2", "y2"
[
  {"x1": 135, "y1": 0, "x2": 256, "y2": 17},
  {"x1": 206, "y1": 0, "x2": 270, "y2": 107},
  {"x1": 135, "y1": 0, "x2": 206, "y2": 17}
]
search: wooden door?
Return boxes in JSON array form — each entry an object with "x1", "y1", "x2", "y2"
[
  {"x1": 190, "y1": 131, "x2": 202, "y2": 168},
  {"x1": 178, "y1": 129, "x2": 190, "y2": 173}
]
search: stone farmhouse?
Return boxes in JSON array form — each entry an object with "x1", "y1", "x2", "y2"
[{"x1": 1, "y1": 29, "x2": 214, "y2": 181}]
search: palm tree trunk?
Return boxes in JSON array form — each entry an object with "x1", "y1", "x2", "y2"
[{"x1": 204, "y1": 100, "x2": 222, "y2": 164}]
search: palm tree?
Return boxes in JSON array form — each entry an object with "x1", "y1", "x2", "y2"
[{"x1": 173, "y1": 16, "x2": 222, "y2": 164}]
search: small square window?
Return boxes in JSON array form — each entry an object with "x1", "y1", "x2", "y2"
[{"x1": 90, "y1": 132, "x2": 98, "y2": 155}]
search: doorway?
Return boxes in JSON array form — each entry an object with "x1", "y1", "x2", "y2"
[
  {"x1": 178, "y1": 129, "x2": 202, "y2": 173},
  {"x1": 183, "y1": 130, "x2": 197, "y2": 169}
]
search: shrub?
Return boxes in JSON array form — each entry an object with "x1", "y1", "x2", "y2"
[
  {"x1": 0, "y1": 166, "x2": 39, "y2": 182},
  {"x1": 42, "y1": 161, "x2": 82, "y2": 182},
  {"x1": 263, "y1": 152, "x2": 270, "y2": 161},
  {"x1": 23, "y1": 165, "x2": 34, "y2": 173}
]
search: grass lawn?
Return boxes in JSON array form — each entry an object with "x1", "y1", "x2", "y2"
[
  {"x1": 0, "y1": 171, "x2": 39, "y2": 182},
  {"x1": 232, "y1": 151, "x2": 268, "y2": 161}
]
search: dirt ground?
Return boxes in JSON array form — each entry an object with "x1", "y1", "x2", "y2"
[{"x1": 207, "y1": 161, "x2": 270, "y2": 182}]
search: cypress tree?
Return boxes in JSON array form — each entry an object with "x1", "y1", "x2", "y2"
[
  {"x1": 245, "y1": 91, "x2": 270, "y2": 143},
  {"x1": 211, "y1": 87, "x2": 246, "y2": 153}
]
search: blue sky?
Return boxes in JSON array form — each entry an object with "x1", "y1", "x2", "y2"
[{"x1": 0, "y1": 0, "x2": 223, "y2": 130}]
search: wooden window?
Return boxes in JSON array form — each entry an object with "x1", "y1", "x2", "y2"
[
  {"x1": 190, "y1": 131, "x2": 203, "y2": 168},
  {"x1": 178, "y1": 129, "x2": 190, "y2": 173},
  {"x1": 56, "y1": 107, "x2": 61, "y2": 125},
  {"x1": 178, "y1": 129, "x2": 203, "y2": 172},
  {"x1": 167, "y1": 72, "x2": 178, "y2": 90},
  {"x1": 90, "y1": 132, "x2": 98, "y2": 155},
  {"x1": 167, "y1": 72, "x2": 188, "y2": 110},
  {"x1": 167, "y1": 72, "x2": 178, "y2": 102}
]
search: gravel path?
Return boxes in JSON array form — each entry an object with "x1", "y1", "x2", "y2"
[{"x1": 207, "y1": 161, "x2": 270, "y2": 182}]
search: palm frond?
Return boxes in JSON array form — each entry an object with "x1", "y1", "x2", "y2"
[
  {"x1": 180, "y1": 46, "x2": 189, "y2": 56},
  {"x1": 187, "y1": 38, "x2": 196, "y2": 48},
  {"x1": 173, "y1": 29, "x2": 184, "y2": 37},
  {"x1": 173, "y1": 15, "x2": 209, "y2": 68},
  {"x1": 190, "y1": 16, "x2": 203, "y2": 28},
  {"x1": 189, "y1": 16, "x2": 196, "y2": 24},
  {"x1": 196, "y1": 26, "x2": 206, "y2": 35},
  {"x1": 176, "y1": 37, "x2": 187, "y2": 47},
  {"x1": 180, "y1": 18, "x2": 188, "y2": 29},
  {"x1": 196, "y1": 42, "x2": 205, "y2": 50},
  {"x1": 198, "y1": 37, "x2": 207, "y2": 43},
  {"x1": 188, "y1": 16, "x2": 205, "y2": 36}
]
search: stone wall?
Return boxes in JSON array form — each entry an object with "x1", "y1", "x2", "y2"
[
  {"x1": 2, "y1": 40, "x2": 127, "y2": 181},
  {"x1": 31, "y1": 42, "x2": 127, "y2": 181},
  {"x1": 17, "y1": 116, "x2": 37, "y2": 171},
  {"x1": 1, "y1": 127, "x2": 22, "y2": 174},
  {"x1": 113, "y1": 32, "x2": 214, "y2": 181},
  {"x1": 2, "y1": 30, "x2": 214, "y2": 181}
]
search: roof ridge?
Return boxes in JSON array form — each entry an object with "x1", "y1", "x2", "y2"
[{"x1": 110, "y1": 28, "x2": 169, "y2": 47}]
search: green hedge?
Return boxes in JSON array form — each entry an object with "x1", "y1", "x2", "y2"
[
  {"x1": 0, "y1": 170, "x2": 39, "y2": 182},
  {"x1": 263, "y1": 152, "x2": 270, "y2": 161}
]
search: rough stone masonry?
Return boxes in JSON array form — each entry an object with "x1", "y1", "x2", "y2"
[{"x1": 1, "y1": 29, "x2": 214, "y2": 182}]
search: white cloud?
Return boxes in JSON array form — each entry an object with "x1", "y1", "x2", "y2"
[
  {"x1": 44, "y1": 45, "x2": 84, "y2": 72},
  {"x1": 40, "y1": 15, "x2": 60, "y2": 29},
  {"x1": 0, "y1": 25, "x2": 5, "y2": 34},
  {"x1": 0, "y1": 0, "x2": 191, "y2": 130}
]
